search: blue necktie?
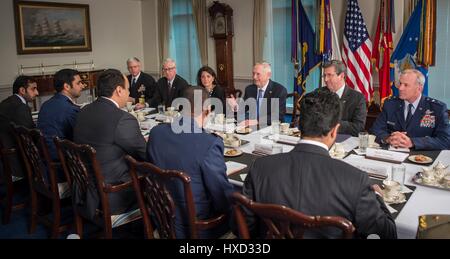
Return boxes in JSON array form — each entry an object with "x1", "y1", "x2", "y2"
[
  {"x1": 406, "y1": 103, "x2": 413, "y2": 125},
  {"x1": 257, "y1": 89, "x2": 264, "y2": 119},
  {"x1": 131, "y1": 78, "x2": 136, "y2": 89}
]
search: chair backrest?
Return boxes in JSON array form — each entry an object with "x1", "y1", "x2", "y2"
[
  {"x1": 126, "y1": 156, "x2": 226, "y2": 239},
  {"x1": 287, "y1": 92, "x2": 301, "y2": 127},
  {"x1": 126, "y1": 155, "x2": 177, "y2": 239},
  {"x1": 365, "y1": 102, "x2": 381, "y2": 131},
  {"x1": 0, "y1": 139, "x2": 15, "y2": 189},
  {"x1": 232, "y1": 192, "x2": 355, "y2": 239},
  {"x1": 54, "y1": 137, "x2": 110, "y2": 225},
  {"x1": 11, "y1": 123, "x2": 58, "y2": 198}
]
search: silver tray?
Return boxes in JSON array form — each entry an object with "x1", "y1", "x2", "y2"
[{"x1": 412, "y1": 172, "x2": 450, "y2": 192}]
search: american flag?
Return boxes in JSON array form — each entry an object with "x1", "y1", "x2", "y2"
[{"x1": 342, "y1": 0, "x2": 373, "y2": 101}]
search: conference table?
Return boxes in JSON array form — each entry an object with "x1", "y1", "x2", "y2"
[{"x1": 140, "y1": 111, "x2": 450, "y2": 239}]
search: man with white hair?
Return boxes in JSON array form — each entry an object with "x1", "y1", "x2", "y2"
[
  {"x1": 150, "y1": 58, "x2": 189, "y2": 108},
  {"x1": 228, "y1": 62, "x2": 287, "y2": 126},
  {"x1": 126, "y1": 57, "x2": 156, "y2": 109},
  {"x1": 370, "y1": 69, "x2": 450, "y2": 150}
]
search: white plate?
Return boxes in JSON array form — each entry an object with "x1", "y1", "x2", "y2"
[
  {"x1": 224, "y1": 148, "x2": 243, "y2": 157},
  {"x1": 235, "y1": 127, "x2": 252, "y2": 134},
  {"x1": 408, "y1": 155, "x2": 433, "y2": 164}
]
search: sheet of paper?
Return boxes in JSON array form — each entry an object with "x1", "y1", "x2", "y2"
[
  {"x1": 338, "y1": 137, "x2": 359, "y2": 153},
  {"x1": 343, "y1": 155, "x2": 391, "y2": 178},
  {"x1": 225, "y1": 161, "x2": 247, "y2": 176},
  {"x1": 388, "y1": 146, "x2": 411, "y2": 153},
  {"x1": 366, "y1": 148, "x2": 409, "y2": 163}
]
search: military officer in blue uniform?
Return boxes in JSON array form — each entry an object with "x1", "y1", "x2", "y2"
[{"x1": 370, "y1": 69, "x2": 450, "y2": 150}]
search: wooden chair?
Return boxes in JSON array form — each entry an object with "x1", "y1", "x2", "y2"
[
  {"x1": 365, "y1": 102, "x2": 381, "y2": 131},
  {"x1": 232, "y1": 192, "x2": 355, "y2": 239},
  {"x1": 287, "y1": 92, "x2": 301, "y2": 128},
  {"x1": 11, "y1": 124, "x2": 70, "y2": 238},
  {"x1": 0, "y1": 140, "x2": 26, "y2": 224},
  {"x1": 125, "y1": 155, "x2": 227, "y2": 239},
  {"x1": 54, "y1": 138, "x2": 141, "y2": 239}
]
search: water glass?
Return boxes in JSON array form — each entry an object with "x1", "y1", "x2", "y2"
[
  {"x1": 271, "y1": 121, "x2": 280, "y2": 134},
  {"x1": 358, "y1": 132, "x2": 369, "y2": 153},
  {"x1": 158, "y1": 104, "x2": 165, "y2": 114},
  {"x1": 391, "y1": 164, "x2": 406, "y2": 188},
  {"x1": 126, "y1": 102, "x2": 133, "y2": 112}
]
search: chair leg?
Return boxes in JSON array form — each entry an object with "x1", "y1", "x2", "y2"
[
  {"x1": 28, "y1": 190, "x2": 38, "y2": 234},
  {"x1": 50, "y1": 198, "x2": 61, "y2": 239},
  {"x1": 2, "y1": 185, "x2": 13, "y2": 225},
  {"x1": 74, "y1": 214, "x2": 83, "y2": 238}
]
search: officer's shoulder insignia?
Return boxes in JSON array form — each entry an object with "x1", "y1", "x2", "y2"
[{"x1": 425, "y1": 97, "x2": 445, "y2": 107}]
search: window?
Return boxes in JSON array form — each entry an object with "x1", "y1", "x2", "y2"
[
  {"x1": 169, "y1": 0, "x2": 201, "y2": 85},
  {"x1": 428, "y1": 0, "x2": 450, "y2": 106},
  {"x1": 264, "y1": 0, "x2": 320, "y2": 108}
]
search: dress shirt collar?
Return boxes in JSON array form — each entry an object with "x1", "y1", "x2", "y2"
[
  {"x1": 298, "y1": 139, "x2": 329, "y2": 151},
  {"x1": 335, "y1": 84, "x2": 346, "y2": 99},
  {"x1": 101, "y1": 97, "x2": 120, "y2": 108},
  {"x1": 257, "y1": 80, "x2": 270, "y2": 96},
  {"x1": 132, "y1": 72, "x2": 141, "y2": 83},
  {"x1": 14, "y1": 94, "x2": 27, "y2": 104},
  {"x1": 404, "y1": 94, "x2": 422, "y2": 116}
]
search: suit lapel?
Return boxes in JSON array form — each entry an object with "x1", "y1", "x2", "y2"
[
  {"x1": 407, "y1": 96, "x2": 426, "y2": 131},
  {"x1": 395, "y1": 101, "x2": 406, "y2": 130},
  {"x1": 264, "y1": 80, "x2": 273, "y2": 99}
]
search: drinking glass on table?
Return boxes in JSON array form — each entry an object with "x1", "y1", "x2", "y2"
[
  {"x1": 358, "y1": 132, "x2": 369, "y2": 153},
  {"x1": 158, "y1": 104, "x2": 165, "y2": 114},
  {"x1": 126, "y1": 101, "x2": 133, "y2": 112},
  {"x1": 391, "y1": 164, "x2": 406, "y2": 189}
]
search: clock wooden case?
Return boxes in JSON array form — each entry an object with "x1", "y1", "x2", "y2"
[{"x1": 209, "y1": 1, "x2": 235, "y2": 95}]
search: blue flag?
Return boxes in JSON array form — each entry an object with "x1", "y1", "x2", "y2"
[
  {"x1": 292, "y1": 0, "x2": 321, "y2": 97},
  {"x1": 390, "y1": 0, "x2": 429, "y2": 96}
]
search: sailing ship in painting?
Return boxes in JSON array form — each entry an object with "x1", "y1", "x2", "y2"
[{"x1": 25, "y1": 17, "x2": 86, "y2": 47}]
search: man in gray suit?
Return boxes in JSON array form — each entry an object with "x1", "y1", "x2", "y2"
[
  {"x1": 74, "y1": 69, "x2": 146, "y2": 215},
  {"x1": 323, "y1": 60, "x2": 367, "y2": 136},
  {"x1": 242, "y1": 88, "x2": 396, "y2": 239}
]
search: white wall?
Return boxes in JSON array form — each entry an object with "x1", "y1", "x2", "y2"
[{"x1": 0, "y1": 0, "x2": 145, "y2": 101}]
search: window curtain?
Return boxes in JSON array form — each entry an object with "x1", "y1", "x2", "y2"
[
  {"x1": 253, "y1": 0, "x2": 267, "y2": 64},
  {"x1": 158, "y1": 0, "x2": 172, "y2": 69},
  {"x1": 192, "y1": 0, "x2": 208, "y2": 66}
]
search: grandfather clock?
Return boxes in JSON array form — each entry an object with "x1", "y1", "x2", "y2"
[{"x1": 209, "y1": 1, "x2": 234, "y2": 95}]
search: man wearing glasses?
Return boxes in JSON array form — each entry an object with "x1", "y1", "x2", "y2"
[
  {"x1": 323, "y1": 60, "x2": 367, "y2": 136},
  {"x1": 150, "y1": 58, "x2": 189, "y2": 108}
]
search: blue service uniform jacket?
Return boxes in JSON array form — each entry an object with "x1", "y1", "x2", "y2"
[
  {"x1": 38, "y1": 93, "x2": 80, "y2": 160},
  {"x1": 370, "y1": 96, "x2": 450, "y2": 150},
  {"x1": 147, "y1": 118, "x2": 234, "y2": 238}
]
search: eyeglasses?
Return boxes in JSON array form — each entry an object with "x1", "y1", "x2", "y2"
[
  {"x1": 322, "y1": 73, "x2": 338, "y2": 79},
  {"x1": 162, "y1": 67, "x2": 176, "y2": 72}
]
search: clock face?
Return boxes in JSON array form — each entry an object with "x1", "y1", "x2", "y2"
[{"x1": 214, "y1": 14, "x2": 226, "y2": 35}]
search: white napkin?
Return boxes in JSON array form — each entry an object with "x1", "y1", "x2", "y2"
[{"x1": 206, "y1": 123, "x2": 236, "y2": 133}]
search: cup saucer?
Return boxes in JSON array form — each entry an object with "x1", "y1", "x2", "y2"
[{"x1": 382, "y1": 191, "x2": 406, "y2": 204}]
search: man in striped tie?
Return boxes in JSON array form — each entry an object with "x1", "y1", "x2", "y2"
[{"x1": 323, "y1": 60, "x2": 367, "y2": 137}]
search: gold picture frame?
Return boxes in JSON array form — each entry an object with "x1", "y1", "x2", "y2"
[{"x1": 14, "y1": 0, "x2": 92, "y2": 54}]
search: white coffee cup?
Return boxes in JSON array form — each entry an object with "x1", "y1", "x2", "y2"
[
  {"x1": 280, "y1": 123, "x2": 290, "y2": 134},
  {"x1": 215, "y1": 114, "x2": 225, "y2": 124},
  {"x1": 126, "y1": 101, "x2": 133, "y2": 112},
  {"x1": 383, "y1": 180, "x2": 401, "y2": 198}
]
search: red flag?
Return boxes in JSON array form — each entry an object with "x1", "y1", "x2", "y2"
[{"x1": 372, "y1": 0, "x2": 394, "y2": 105}]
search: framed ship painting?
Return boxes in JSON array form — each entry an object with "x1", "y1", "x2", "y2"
[{"x1": 14, "y1": 1, "x2": 92, "y2": 54}]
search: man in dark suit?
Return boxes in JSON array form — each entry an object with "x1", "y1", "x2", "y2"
[
  {"x1": 0, "y1": 76, "x2": 39, "y2": 177},
  {"x1": 228, "y1": 62, "x2": 287, "y2": 126},
  {"x1": 150, "y1": 58, "x2": 189, "y2": 108},
  {"x1": 370, "y1": 69, "x2": 450, "y2": 150},
  {"x1": 74, "y1": 69, "x2": 146, "y2": 215},
  {"x1": 126, "y1": 57, "x2": 156, "y2": 109},
  {"x1": 242, "y1": 88, "x2": 397, "y2": 239},
  {"x1": 147, "y1": 87, "x2": 234, "y2": 238},
  {"x1": 323, "y1": 60, "x2": 367, "y2": 136},
  {"x1": 38, "y1": 69, "x2": 83, "y2": 161}
]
